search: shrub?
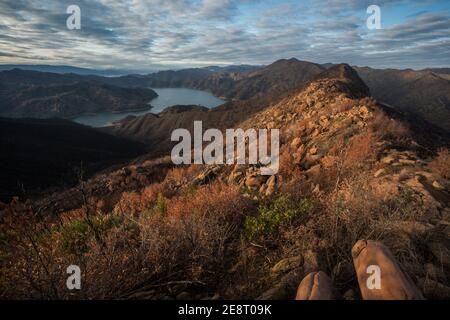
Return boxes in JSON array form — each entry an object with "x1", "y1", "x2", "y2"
[
  {"x1": 343, "y1": 130, "x2": 376, "y2": 168},
  {"x1": 371, "y1": 111, "x2": 410, "y2": 140},
  {"x1": 429, "y1": 148, "x2": 450, "y2": 179},
  {"x1": 244, "y1": 193, "x2": 312, "y2": 241},
  {"x1": 154, "y1": 192, "x2": 167, "y2": 216}
]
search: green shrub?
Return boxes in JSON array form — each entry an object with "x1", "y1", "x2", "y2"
[
  {"x1": 60, "y1": 215, "x2": 123, "y2": 254},
  {"x1": 244, "y1": 193, "x2": 312, "y2": 240},
  {"x1": 60, "y1": 220, "x2": 90, "y2": 254},
  {"x1": 155, "y1": 192, "x2": 167, "y2": 217}
]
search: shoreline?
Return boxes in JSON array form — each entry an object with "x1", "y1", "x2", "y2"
[{"x1": 68, "y1": 105, "x2": 153, "y2": 119}]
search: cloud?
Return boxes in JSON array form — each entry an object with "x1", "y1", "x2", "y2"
[{"x1": 0, "y1": 0, "x2": 448, "y2": 70}]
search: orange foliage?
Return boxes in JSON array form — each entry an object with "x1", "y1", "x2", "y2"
[{"x1": 343, "y1": 130, "x2": 376, "y2": 168}]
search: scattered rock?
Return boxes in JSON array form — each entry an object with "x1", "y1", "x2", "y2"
[
  {"x1": 271, "y1": 256, "x2": 303, "y2": 274},
  {"x1": 245, "y1": 174, "x2": 268, "y2": 189},
  {"x1": 432, "y1": 180, "x2": 445, "y2": 191},
  {"x1": 193, "y1": 167, "x2": 220, "y2": 185},
  {"x1": 359, "y1": 106, "x2": 369, "y2": 114},
  {"x1": 257, "y1": 271, "x2": 301, "y2": 300},
  {"x1": 381, "y1": 155, "x2": 395, "y2": 165},
  {"x1": 265, "y1": 175, "x2": 278, "y2": 197},
  {"x1": 291, "y1": 137, "x2": 302, "y2": 149},
  {"x1": 312, "y1": 184, "x2": 321, "y2": 194},
  {"x1": 398, "y1": 159, "x2": 416, "y2": 166},
  {"x1": 309, "y1": 146, "x2": 318, "y2": 155},
  {"x1": 374, "y1": 168, "x2": 386, "y2": 178},
  {"x1": 228, "y1": 169, "x2": 244, "y2": 184}
]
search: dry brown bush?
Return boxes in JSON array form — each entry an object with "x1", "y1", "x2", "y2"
[
  {"x1": 277, "y1": 172, "x2": 434, "y2": 296},
  {"x1": 371, "y1": 111, "x2": 410, "y2": 140},
  {"x1": 0, "y1": 180, "x2": 255, "y2": 299},
  {"x1": 343, "y1": 130, "x2": 376, "y2": 169},
  {"x1": 429, "y1": 148, "x2": 450, "y2": 179}
]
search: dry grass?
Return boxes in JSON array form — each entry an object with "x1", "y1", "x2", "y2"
[
  {"x1": 0, "y1": 180, "x2": 254, "y2": 299},
  {"x1": 343, "y1": 130, "x2": 376, "y2": 169},
  {"x1": 429, "y1": 149, "x2": 450, "y2": 179}
]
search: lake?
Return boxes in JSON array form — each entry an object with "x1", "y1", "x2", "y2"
[{"x1": 73, "y1": 88, "x2": 225, "y2": 127}]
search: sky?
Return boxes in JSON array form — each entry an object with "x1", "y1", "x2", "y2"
[{"x1": 0, "y1": 0, "x2": 449, "y2": 72}]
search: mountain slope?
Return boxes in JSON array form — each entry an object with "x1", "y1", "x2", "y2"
[
  {"x1": 0, "y1": 117, "x2": 145, "y2": 201},
  {"x1": 199, "y1": 58, "x2": 325, "y2": 100},
  {"x1": 356, "y1": 67, "x2": 450, "y2": 131},
  {"x1": 0, "y1": 82, "x2": 157, "y2": 119},
  {"x1": 2, "y1": 65, "x2": 449, "y2": 300}
]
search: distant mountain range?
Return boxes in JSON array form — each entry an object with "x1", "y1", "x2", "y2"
[
  {"x1": 0, "y1": 64, "x2": 260, "y2": 77},
  {"x1": 0, "y1": 59, "x2": 449, "y2": 131},
  {"x1": 0, "y1": 64, "x2": 144, "y2": 76},
  {"x1": 0, "y1": 81, "x2": 157, "y2": 119}
]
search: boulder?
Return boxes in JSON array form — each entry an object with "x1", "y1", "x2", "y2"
[
  {"x1": 257, "y1": 271, "x2": 301, "y2": 300},
  {"x1": 244, "y1": 174, "x2": 268, "y2": 188},
  {"x1": 271, "y1": 256, "x2": 303, "y2": 274},
  {"x1": 265, "y1": 175, "x2": 278, "y2": 197}
]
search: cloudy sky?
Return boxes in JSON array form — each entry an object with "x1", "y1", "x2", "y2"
[{"x1": 0, "y1": 0, "x2": 449, "y2": 71}]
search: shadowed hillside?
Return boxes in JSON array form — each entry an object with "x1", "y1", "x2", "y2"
[
  {"x1": 0, "y1": 117, "x2": 145, "y2": 201},
  {"x1": 356, "y1": 67, "x2": 450, "y2": 132}
]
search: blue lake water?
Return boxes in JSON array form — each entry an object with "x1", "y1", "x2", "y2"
[{"x1": 73, "y1": 88, "x2": 225, "y2": 127}]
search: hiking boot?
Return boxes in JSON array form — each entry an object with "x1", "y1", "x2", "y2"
[{"x1": 352, "y1": 240, "x2": 424, "y2": 300}]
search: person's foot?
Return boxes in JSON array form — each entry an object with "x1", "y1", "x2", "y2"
[
  {"x1": 295, "y1": 271, "x2": 334, "y2": 300},
  {"x1": 352, "y1": 240, "x2": 424, "y2": 300}
]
